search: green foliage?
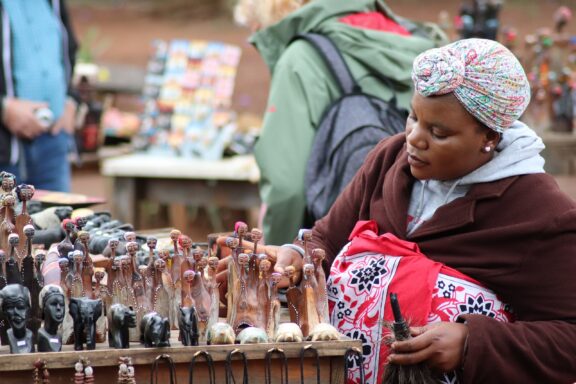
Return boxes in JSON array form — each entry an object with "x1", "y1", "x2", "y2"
[{"x1": 76, "y1": 26, "x2": 110, "y2": 64}]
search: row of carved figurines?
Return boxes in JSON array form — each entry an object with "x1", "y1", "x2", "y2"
[
  {"x1": 0, "y1": 221, "x2": 341, "y2": 354},
  {"x1": 0, "y1": 280, "x2": 339, "y2": 355}
]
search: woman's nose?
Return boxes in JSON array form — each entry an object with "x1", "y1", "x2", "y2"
[{"x1": 406, "y1": 121, "x2": 427, "y2": 150}]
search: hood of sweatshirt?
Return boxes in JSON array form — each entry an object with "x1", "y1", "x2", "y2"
[
  {"x1": 407, "y1": 121, "x2": 546, "y2": 234},
  {"x1": 249, "y1": 0, "x2": 436, "y2": 85}
]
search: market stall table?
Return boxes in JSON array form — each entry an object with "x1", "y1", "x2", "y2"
[
  {"x1": 101, "y1": 154, "x2": 261, "y2": 231},
  {"x1": 0, "y1": 336, "x2": 360, "y2": 383}
]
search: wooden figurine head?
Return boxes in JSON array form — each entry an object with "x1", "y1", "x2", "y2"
[
  {"x1": 3, "y1": 194, "x2": 15, "y2": 208},
  {"x1": 108, "y1": 238, "x2": 120, "y2": 250},
  {"x1": 146, "y1": 237, "x2": 158, "y2": 250},
  {"x1": 238, "y1": 253, "x2": 250, "y2": 268},
  {"x1": 154, "y1": 259, "x2": 166, "y2": 273},
  {"x1": 58, "y1": 257, "x2": 69, "y2": 274},
  {"x1": 183, "y1": 270, "x2": 195, "y2": 284},
  {"x1": 207, "y1": 256, "x2": 219, "y2": 270},
  {"x1": 1, "y1": 173, "x2": 15, "y2": 192},
  {"x1": 251, "y1": 228, "x2": 263, "y2": 243},
  {"x1": 23, "y1": 224, "x2": 35, "y2": 239},
  {"x1": 16, "y1": 184, "x2": 34, "y2": 201},
  {"x1": 125, "y1": 241, "x2": 139, "y2": 255},
  {"x1": 8, "y1": 233, "x2": 19, "y2": 248},
  {"x1": 123, "y1": 231, "x2": 136, "y2": 243},
  {"x1": 169, "y1": 229, "x2": 181, "y2": 243},
  {"x1": 234, "y1": 221, "x2": 248, "y2": 237}
]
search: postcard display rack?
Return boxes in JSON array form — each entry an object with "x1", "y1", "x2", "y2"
[{"x1": 137, "y1": 39, "x2": 242, "y2": 160}]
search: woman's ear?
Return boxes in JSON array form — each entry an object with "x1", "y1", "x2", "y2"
[{"x1": 483, "y1": 129, "x2": 500, "y2": 152}]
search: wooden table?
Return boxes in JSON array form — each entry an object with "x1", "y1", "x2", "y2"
[
  {"x1": 0, "y1": 337, "x2": 361, "y2": 384},
  {"x1": 101, "y1": 153, "x2": 261, "y2": 231}
]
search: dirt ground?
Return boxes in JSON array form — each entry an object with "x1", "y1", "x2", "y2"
[{"x1": 67, "y1": 0, "x2": 576, "y2": 237}]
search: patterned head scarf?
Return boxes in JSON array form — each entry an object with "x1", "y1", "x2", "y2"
[{"x1": 411, "y1": 38, "x2": 530, "y2": 133}]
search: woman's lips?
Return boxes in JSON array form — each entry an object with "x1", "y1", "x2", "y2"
[{"x1": 408, "y1": 154, "x2": 428, "y2": 167}]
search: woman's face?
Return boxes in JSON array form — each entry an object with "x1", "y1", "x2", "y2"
[{"x1": 406, "y1": 93, "x2": 498, "y2": 181}]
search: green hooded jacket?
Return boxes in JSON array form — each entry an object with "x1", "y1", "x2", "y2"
[{"x1": 251, "y1": 0, "x2": 440, "y2": 245}]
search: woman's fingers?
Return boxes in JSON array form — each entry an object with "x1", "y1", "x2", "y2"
[
  {"x1": 388, "y1": 344, "x2": 434, "y2": 365},
  {"x1": 390, "y1": 329, "x2": 433, "y2": 355},
  {"x1": 388, "y1": 322, "x2": 468, "y2": 372}
]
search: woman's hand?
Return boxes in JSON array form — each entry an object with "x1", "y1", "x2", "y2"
[
  {"x1": 214, "y1": 235, "x2": 302, "y2": 288},
  {"x1": 388, "y1": 322, "x2": 468, "y2": 373},
  {"x1": 273, "y1": 246, "x2": 303, "y2": 286}
]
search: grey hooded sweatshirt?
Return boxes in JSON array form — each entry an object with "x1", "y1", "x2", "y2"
[{"x1": 407, "y1": 121, "x2": 546, "y2": 235}]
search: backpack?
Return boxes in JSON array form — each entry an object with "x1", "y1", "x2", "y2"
[{"x1": 298, "y1": 33, "x2": 408, "y2": 221}]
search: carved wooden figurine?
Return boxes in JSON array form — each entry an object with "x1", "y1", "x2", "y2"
[
  {"x1": 183, "y1": 269, "x2": 212, "y2": 342},
  {"x1": 108, "y1": 303, "x2": 137, "y2": 349},
  {"x1": 22, "y1": 225, "x2": 43, "y2": 336},
  {"x1": 37, "y1": 284, "x2": 65, "y2": 352},
  {"x1": 70, "y1": 250, "x2": 87, "y2": 298},
  {"x1": 148, "y1": 259, "x2": 169, "y2": 319},
  {"x1": 142, "y1": 236, "x2": 158, "y2": 300},
  {"x1": 0, "y1": 283, "x2": 34, "y2": 353},
  {"x1": 15, "y1": 184, "x2": 34, "y2": 255},
  {"x1": 179, "y1": 235, "x2": 195, "y2": 305},
  {"x1": 59, "y1": 257, "x2": 75, "y2": 345},
  {"x1": 5, "y1": 233, "x2": 22, "y2": 285},
  {"x1": 0, "y1": 172, "x2": 16, "y2": 255},
  {"x1": 207, "y1": 322, "x2": 235, "y2": 345},
  {"x1": 178, "y1": 306, "x2": 199, "y2": 346},
  {"x1": 283, "y1": 229, "x2": 335, "y2": 338},
  {"x1": 224, "y1": 223, "x2": 281, "y2": 338},
  {"x1": 312, "y1": 248, "x2": 330, "y2": 323},
  {"x1": 0, "y1": 250, "x2": 7, "y2": 345},
  {"x1": 57, "y1": 219, "x2": 76, "y2": 259},
  {"x1": 268, "y1": 272, "x2": 282, "y2": 339},
  {"x1": 206, "y1": 256, "x2": 220, "y2": 326},
  {"x1": 0, "y1": 194, "x2": 17, "y2": 258},
  {"x1": 69, "y1": 297, "x2": 103, "y2": 350},
  {"x1": 92, "y1": 268, "x2": 109, "y2": 344},
  {"x1": 169, "y1": 229, "x2": 184, "y2": 329},
  {"x1": 300, "y1": 263, "x2": 321, "y2": 337},
  {"x1": 140, "y1": 311, "x2": 170, "y2": 347},
  {"x1": 0, "y1": 250, "x2": 6, "y2": 289},
  {"x1": 78, "y1": 231, "x2": 95, "y2": 299}
]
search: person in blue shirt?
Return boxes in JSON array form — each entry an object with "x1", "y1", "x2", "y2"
[{"x1": 0, "y1": 0, "x2": 78, "y2": 192}]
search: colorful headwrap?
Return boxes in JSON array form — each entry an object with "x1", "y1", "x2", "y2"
[{"x1": 412, "y1": 38, "x2": 530, "y2": 133}]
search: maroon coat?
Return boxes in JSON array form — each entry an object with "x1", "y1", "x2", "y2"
[{"x1": 309, "y1": 133, "x2": 576, "y2": 383}]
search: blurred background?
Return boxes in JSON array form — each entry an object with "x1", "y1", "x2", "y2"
[{"x1": 66, "y1": 0, "x2": 576, "y2": 239}]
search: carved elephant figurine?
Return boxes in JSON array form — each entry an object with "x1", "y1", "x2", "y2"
[
  {"x1": 69, "y1": 297, "x2": 103, "y2": 351},
  {"x1": 140, "y1": 312, "x2": 170, "y2": 348},
  {"x1": 108, "y1": 303, "x2": 137, "y2": 349},
  {"x1": 178, "y1": 306, "x2": 199, "y2": 346}
]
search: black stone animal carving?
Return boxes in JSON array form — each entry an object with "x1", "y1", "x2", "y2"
[
  {"x1": 108, "y1": 303, "x2": 137, "y2": 349},
  {"x1": 69, "y1": 297, "x2": 102, "y2": 350},
  {"x1": 178, "y1": 306, "x2": 199, "y2": 346},
  {"x1": 140, "y1": 312, "x2": 170, "y2": 348}
]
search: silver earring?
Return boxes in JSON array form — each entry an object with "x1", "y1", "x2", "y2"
[{"x1": 483, "y1": 145, "x2": 491, "y2": 153}]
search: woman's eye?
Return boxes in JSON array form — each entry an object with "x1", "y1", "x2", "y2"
[{"x1": 431, "y1": 129, "x2": 447, "y2": 139}]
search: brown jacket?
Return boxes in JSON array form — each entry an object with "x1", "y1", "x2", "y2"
[{"x1": 310, "y1": 133, "x2": 576, "y2": 383}]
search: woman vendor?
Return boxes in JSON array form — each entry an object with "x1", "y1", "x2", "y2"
[{"x1": 271, "y1": 38, "x2": 576, "y2": 383}]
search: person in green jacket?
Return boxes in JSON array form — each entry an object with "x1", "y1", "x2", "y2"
[{"x1": 235, "y1": 0, "x2": 440, "y2": 245}]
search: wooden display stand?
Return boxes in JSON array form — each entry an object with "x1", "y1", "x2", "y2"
[
  {"x1": 0, "y1": 337, "x2": 360, "y2": 383},
  {"x1": 101, "y1": 154, "x2": 261, "y2": 231}
]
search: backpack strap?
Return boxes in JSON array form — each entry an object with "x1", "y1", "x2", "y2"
[
  {"x1": 295, "y1": 33, "x2": 401, "y2": 102},
  {"x1": 295, "y1": 33, "x2": 358, "y2": 95}
]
